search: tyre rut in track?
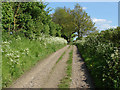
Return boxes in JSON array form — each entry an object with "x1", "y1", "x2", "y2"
[
  {"x1": 42, "y1": 46, "x2": 72, "y2": 88},
  {"x1": 70, "y1": 45, "x2": 94, "y2": 88}
]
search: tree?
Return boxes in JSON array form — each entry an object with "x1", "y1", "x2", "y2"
[
  {"x1": 2, "y1": 2, "x2": 14, "y2": 33},
  {"x1": 56, "y1": 24, "x2": 62, "y2": 37},
  {"x1": 43, "y1": 24, "x2": 50, "y2": 35},
  {"x1": 72, "y1": 4, "x2": 96, "y2": 39},
  {"x1": 52, "y1": 4, "x2": 96, "y2": 42},
  {"x1": 2, "y1": 2, "x2": 61, "y2": 38},
  {"x1": 49, "y1": 22, "x2": 57, "y2": 36},
  {"x1": 52, "y1": 7, "x2": 76, "y2": 42}
]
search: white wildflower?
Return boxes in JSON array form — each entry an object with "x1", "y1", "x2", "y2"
[
  {"x1": 111, "y1": 54, "x2": 114, "y2": 58},
  {"x1": 10, "y1": 59, "x2": 13, "y2": 62}
]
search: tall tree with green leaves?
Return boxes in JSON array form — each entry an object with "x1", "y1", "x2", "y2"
[
  {"x1": 52, "y1": 7, "x2": 76, "y2": 42},
  {"x1": 2, "y1": 2, "x2": 14, "y2": 33},
  {"x1": 2, "y1": 2, "x2": 62, "y2": 38},
  {"x1": 55, "y1": 24, "x2": 62, "y2": 37},
  {"x1": 52, "y1": 3, "x2": 96, "y2": 42},
  {"x1": 72, "y1": 4, "x2": 96, "y2": 39},
  {"x1": 49, "y1": 21, "x2": 57, "y2": 36}
]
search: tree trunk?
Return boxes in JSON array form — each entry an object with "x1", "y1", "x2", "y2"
[
  {"x1": 81, "y1": 31, "x2": 83, "y2": 38},
  {"x1": 78, "y1": 30, "x2": 80, "y2": 38},
  {"x1": 13, "y1": 3, "x2": 21, "y2": 32},
  {"x1": 14, "y1": 16, "x2": 16, "y2": 30},
  {"x1": 8, "y1": 24, "x2": 10, "y2": 35}
]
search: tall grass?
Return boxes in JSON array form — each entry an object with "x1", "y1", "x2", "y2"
[{"x1": 2, "y1": 35, "x2": 67, "y2": 88}]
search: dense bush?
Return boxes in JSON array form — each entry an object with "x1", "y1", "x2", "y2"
[
  {"x1": 2, "y1": 35, "x2": 67, "y2": 88},
  {"x1": 76, "y1": 27, "x2": 120, "y2": 88},
  {"x1": 2, "y1": 2, "x2": 62, "y2": 38}
]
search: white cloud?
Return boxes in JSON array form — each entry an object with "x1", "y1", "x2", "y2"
[
  {"x1": 92, "y1": 18, "x2": 106, "y2": 22},
  {"x1": 82, "y1": 7, "x2": 87, "y2": 10},
  {"x1": 99, "y1": 24, "x2": 117, "y2": 30},
  {"x1": 107, "y1": 21, "x2": 112, "y2": 23},
  {"x1": 92, "y1": 18, "x2": 112, "y2": 24},
  {"x1": 92, "y1": 18, "x2": 117, "y2": 31}
]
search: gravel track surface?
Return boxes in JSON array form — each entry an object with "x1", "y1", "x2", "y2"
[
  {"x1": 70, "y1": 45, "x2": 94, "y2": 88},
  {"x1": 10, "y1": 45, "x2": 94, "y2": 88},
  {"x1": 42, "y1": 46, "x2": 72, "y2": 88}
]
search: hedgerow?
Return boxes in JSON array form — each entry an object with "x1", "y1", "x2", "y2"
[{"x1": 76, "y1": 27, "x2": 120, "y2": 88}]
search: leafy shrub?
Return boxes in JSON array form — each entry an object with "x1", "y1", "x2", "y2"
[{"x1": 76, "y1": 28, "x2": 120, "y2": 88}]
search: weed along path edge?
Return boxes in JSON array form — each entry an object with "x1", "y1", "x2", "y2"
[{"x1": 10, "y1": 45, "x2": 69, "y2": 88}]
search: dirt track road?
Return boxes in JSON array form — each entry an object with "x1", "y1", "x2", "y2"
[
  {"x1": 70, "y1": 45, "x2": 94, "y2": 88},
  {"x1": 10, "y1": 45, "x2": 94, "y2": 88}
]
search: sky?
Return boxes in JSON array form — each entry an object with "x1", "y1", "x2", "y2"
[{"x1": 45, "y1": 2, "x2": 118, "y2": 31}]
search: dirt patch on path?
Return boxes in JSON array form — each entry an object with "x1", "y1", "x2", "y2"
[
  {"x1": 70, "y1": 45, "x2": 94, "y2": 88},
  {"x1": 10, "y1": 45, "x2": 69, "y2": 88}
]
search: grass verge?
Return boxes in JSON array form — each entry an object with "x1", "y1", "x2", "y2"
[
  {"x1": 58, "y1": 47, "x2": 73, "y2": 88},
  {"x1": 2, "y1": 36, "x2": 67, "y2": 88}
]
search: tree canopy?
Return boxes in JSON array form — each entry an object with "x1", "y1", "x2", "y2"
[
  {"x1": 2, "y1": 2, "x2": 97, "y2": 42},
  {"x1": 52, "y1": 4, "x2": 97, "y2": 42},
  {"x1": 2, "y1": 2, "x2": 62, "y2": 39}
]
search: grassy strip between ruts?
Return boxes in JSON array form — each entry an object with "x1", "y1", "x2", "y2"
[
  {"x1": 58, "y1": 47, "x2": 73, "y2": 88},
  {"x1": 50, "y1": 46, "x2": 70, "y2": 75},
  {"x1": 50, "y1": 49, "x2": 67, "y2": 73},
  {"x1": 56, "y1": 45, "x2": 71, "y2": 64},
  {"x1": 56, "y1": 51, "x2": 66, "y2": 64}
]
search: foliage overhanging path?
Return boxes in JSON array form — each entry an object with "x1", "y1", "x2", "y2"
[{"x1": 10, "y1": 45, "x2": 69, "y2": 88}]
